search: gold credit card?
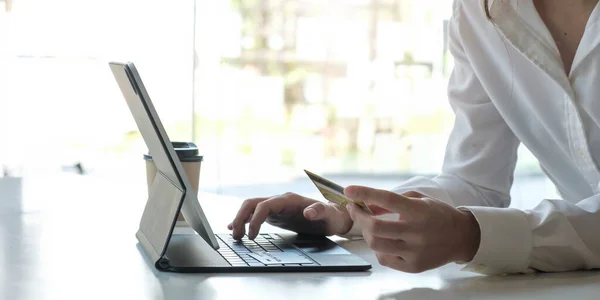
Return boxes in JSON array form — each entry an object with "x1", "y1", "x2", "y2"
[{"x1": 304, "y1": 170, "x2": 374, "y2": 215}]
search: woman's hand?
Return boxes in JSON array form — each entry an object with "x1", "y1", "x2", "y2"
[
  {"x1": 345, "y1": 186, "x2": 481, "y2": 273},
  {"x1": 228, "y1": 192, "x2": 354, "y2": 240}
]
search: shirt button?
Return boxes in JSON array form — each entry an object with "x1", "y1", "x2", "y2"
[{"x1": 578, "y1": 150, "x2": 586, "y2": 158}]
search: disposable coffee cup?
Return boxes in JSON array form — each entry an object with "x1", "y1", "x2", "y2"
[{"x1": 144, "y1": 142, "x2": 203, "y2": 223}]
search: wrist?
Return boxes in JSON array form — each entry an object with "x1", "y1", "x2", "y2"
[
  {"x1": 334, "y1": 203, "x2": 355, "y2": 236},
  {"x1": 338, "y1": 219, "x2": 354, "y2": 236},
  {"x1": 454, "y1": 208, "x2": 481, "y2": 263}
]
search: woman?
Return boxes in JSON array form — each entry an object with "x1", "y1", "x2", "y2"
[{"x1": 229, "y1": 0, "x2": 600, "y2": 275}]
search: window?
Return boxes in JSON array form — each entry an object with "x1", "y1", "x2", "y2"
[
  {"x1": 0, "y1": 0, "x2": 554, "y2": 207},
  {"x1": 194, "y1": 0, "x2": 455, "y2": 186},
  {"x1": 0, "y1": 0, "x2": 194, "y2": 181}
]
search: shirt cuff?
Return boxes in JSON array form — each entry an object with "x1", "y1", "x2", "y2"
[{"x1": 459, "y1": 206, "x2": 533, "y2": 275}]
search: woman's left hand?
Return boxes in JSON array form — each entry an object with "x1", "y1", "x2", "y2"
[{"x1": 344, "y1": 185, "x2": 481, "y2": 273}]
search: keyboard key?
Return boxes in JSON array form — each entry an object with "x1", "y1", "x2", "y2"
[
  {"x1": 230, "y1": 246, "x2": 244, "y2": 250},
  {"x1": 222, "y1": 253, "x2": 240, "y2": 257},
  {"x1": 227, "y1": 260, "x2": 245, "y2": 264},
  {"x1": 231, "y1": 263, "x2": 248, "y2": 267},
  {"x1": 223, "y1": 256, "x2": 242, "y2": 260},
  {"x1": 226, "y1": 256, "x2": 243, "y2": 260}
]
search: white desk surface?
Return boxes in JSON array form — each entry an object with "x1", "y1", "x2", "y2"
[{"x1": 1, "y1": 175, "x2": 600, "y2": 300}]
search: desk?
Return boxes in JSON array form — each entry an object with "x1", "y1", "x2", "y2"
[{"x1": 1, "y1": 175, "x2": 600, "y2": 300}]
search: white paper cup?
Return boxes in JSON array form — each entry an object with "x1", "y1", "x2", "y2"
[{"x1": 144, "y1": 142, "x2": 203, "y2": 223}]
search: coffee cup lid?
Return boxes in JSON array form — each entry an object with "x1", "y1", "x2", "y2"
[{"x1": 144, "y1": 142, "x2": 203, "y2": 162}]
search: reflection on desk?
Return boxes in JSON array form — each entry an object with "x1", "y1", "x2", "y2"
[{"x1": 1, "y1": 175, "x2": 599, "y2": 300}]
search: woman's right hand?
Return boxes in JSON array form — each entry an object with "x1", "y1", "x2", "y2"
[{"x1": 227, "y1": 192, "x2": 354, "y2": 240}]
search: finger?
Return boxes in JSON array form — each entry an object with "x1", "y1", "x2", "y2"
[
  {"x1": 232, "y1": 197, "x2": 267, "y2": 239},
  {"x1": 346, "y1": 202, "x2": 408, "y2": 239},
  {"x1": 248, "y1": 196, "x2": 291, "y2": 239},
  {"x1": 228, "y1": 213, "x2": 253, "y2": 230},
  {"x1": 375, "y1": 253, "x2": 415, "y2": 272},
  {"x1": 345, "y1": 185, "x2": 417, "y2": 214},
  {"x1": 363, "y1": 233, "x2": 408, "y2": 255},
  {"x1": 368, "y1": 204, "x2": 393, "y2": 216},
  {"x1": 303, "y1": 202, "x2": 328, "y2": 220}
]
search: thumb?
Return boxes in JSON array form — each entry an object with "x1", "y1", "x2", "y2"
[{"x1": 303, "y1": 202, "x2": 328, "y2": 220}]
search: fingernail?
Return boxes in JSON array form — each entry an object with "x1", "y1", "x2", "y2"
[
  {"x1": 305, "y1": 208, "x2": 317, "y2": 219},
  {"x1": 345, "y1": 187, "x2": 356, "y2": 197}
]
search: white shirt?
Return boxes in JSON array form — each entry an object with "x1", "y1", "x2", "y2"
[{"x1": 346, "y1": 0, "x2": 600, "y2": 275}]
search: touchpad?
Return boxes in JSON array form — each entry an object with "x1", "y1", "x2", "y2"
[
  {"x1": 282, "y1": 234, "x2": 351, "y2": 255},
  {"x1": 294, "y1": 240, "x2": 351, "y2": 255}
]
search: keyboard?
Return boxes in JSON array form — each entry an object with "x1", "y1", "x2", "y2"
[{"x1": 215, "y1": 233, "x2": 318, "y2": 267}]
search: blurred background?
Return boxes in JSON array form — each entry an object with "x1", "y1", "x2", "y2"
[{"x1": 0, "y1": 0, "x2": 558, "y2": 207}]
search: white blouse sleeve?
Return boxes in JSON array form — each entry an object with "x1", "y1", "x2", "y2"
[{"x1": 342, "y1": 0, "x2": 521, "y2": 244}]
